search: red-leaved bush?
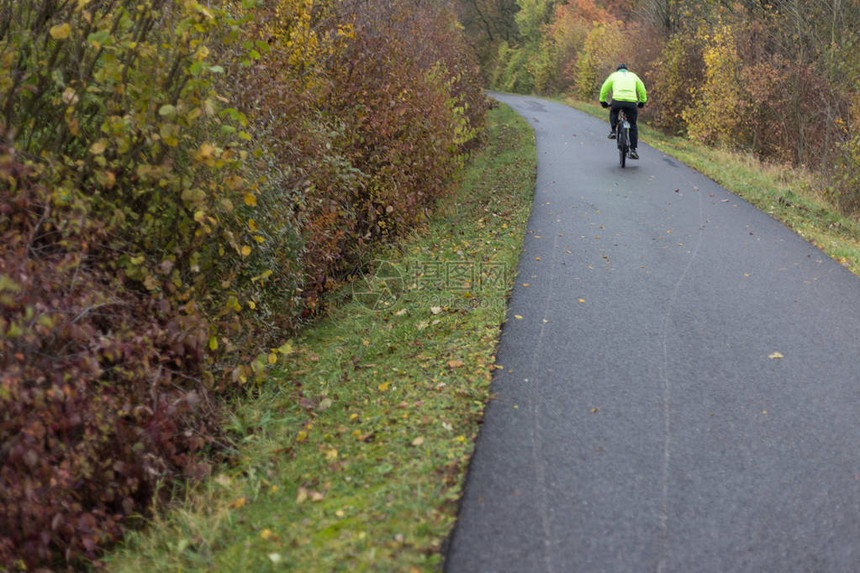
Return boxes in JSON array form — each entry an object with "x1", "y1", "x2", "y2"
[{"x1": 0, "y1": 146, "x2": 218, "y2": 569}]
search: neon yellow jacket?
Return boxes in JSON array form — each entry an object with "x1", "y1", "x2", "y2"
[{"x1": 599, "y1": 70, "x2": 647, "y2": 104}]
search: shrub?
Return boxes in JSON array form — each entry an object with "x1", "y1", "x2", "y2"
[
  {"x1": 0, "y1": 0, "x2": 264, "y2": 567},
  {"x1": 645, "y1": 31, "x2": 703, "y2": 135},
  {"x1": 300, "y1": 0, "x2": 487, "y2": 293},
  {"x1": 571, "y1": 20, "x2": 623, "y2": 100}
]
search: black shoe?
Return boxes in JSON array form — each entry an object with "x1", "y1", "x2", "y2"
[
  {"x1": 608, "y1": 130, "x2": 616, "y2": 139},
  {"x1": 629, "y1": 149, "x2": 639, "y2": 160}
]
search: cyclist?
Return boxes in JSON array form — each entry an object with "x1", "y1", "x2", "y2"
[{"x1": 599, "y1": 63, "x2": 647, "y2": 160}]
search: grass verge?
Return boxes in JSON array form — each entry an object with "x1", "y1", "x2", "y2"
[
  {"x1": 569, "y1": 98, "x2": 860, "y2": 276},
  {"x1": 103, "y1": 102, "x2": 536, "y2": 572}
]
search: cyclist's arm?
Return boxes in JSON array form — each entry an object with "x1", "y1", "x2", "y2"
[
  {"x1": 599, "y1": 77, "x2": 613, "y2": 103},
  {"x1": 636, "y1": 76, "x2": 647, "y2": 103}
]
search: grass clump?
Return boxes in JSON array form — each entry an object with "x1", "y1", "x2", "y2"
[
  {"x1": 104, "y1": 102, "x2": 536, "y2": 572},
  {"x1": 570, "y1": 99, "x2": 860, "y2": 276}
]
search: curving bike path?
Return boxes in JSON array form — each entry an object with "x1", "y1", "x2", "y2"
[{"x1": 445, "y1": 93, "x2": 860, "y2": 572}]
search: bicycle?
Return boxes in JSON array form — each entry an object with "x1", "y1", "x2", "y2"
[{"x1": 615, "y1": 109, "x2": 631, "y2": 168}]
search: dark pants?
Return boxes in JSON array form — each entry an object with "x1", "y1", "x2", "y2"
[{"x1": 610, "y1": 101, "x2": 639, "y2": 149}]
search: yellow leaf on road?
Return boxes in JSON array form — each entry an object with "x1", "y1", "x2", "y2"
[{"x1": 769, "y1": 352, "x2": 784, "y2": 359}]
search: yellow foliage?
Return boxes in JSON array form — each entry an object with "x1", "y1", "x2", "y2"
[
  {"x1": 262, "y1": 0, "x2": 351, "y2": 92},
  {"x1": 682, "y1": 23, "x2": 750, "y2": 149},
  {"x1": 573, "y1": 21, "x2": 623, "y2": 100}
]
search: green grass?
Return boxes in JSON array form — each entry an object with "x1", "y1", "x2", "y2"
[
  {"x1": 569, "y1": 98, "x2": 860, "y2": 276},
  {"x1": 103, "y1": 103, "x2": 537, "y2": 572}
]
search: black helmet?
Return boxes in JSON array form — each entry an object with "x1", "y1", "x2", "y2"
[{"x1": 617, "y1": 63, "x2": 627, "y2": 70}]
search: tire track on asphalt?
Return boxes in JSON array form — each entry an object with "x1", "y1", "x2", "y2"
[{"x1": 657, "y1": 180, "x2": 706, "y2": 572}]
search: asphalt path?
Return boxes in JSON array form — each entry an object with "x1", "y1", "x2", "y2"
[{"x1": 445, "y1": 93, "x2": 860, "y2": 572}]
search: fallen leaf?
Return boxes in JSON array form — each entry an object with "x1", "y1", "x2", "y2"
[
  {"x1": 214, "y1": 474, "x2": 232, "y2": 488},
  {"x1": 296, "y1": 488, "x2": 308, "y2": 504},
  {"x1": 412, "y1": 437, "x2": 425, "y2": 446},
  {"x1": 578, "y1": 299, "x2": 585, "y2": 303},
  {"x1": 769, "y1": 352, "x2": 784, "y2": 359},
  {"x1": 514, "y1": 314, "x2": 523, "y2": 320},
  {"x1": 229, "y1": 497, "x2": 246, "y2": 509},
  {"x1": 430, "y1": 306, "x2": 443, "y2": 315},
  {"x1": 447, "y1": 360, "x2": 464, "y2": 368}
]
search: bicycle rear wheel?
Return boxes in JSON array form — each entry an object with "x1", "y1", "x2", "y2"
[{"x1": 618, "y1": 127, "x2": 628, "y2": 168}]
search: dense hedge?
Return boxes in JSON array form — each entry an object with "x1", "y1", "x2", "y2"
[{"x1": 0, "y1": 0, "x2": 486, "y2": 569}]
